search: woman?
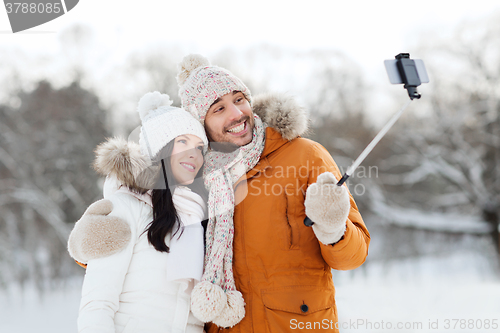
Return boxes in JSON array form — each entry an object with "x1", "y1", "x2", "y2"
[{"x1": 68, "y1": 91, "x2": 208, "y2": 333}]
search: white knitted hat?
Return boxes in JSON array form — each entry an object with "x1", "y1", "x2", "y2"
[
  {"x1": 137, "y1": 91, "x2": 208, "y2": 159},
  {"x1": 176, "y1": 54, "x2": 252, "y2": 125}
]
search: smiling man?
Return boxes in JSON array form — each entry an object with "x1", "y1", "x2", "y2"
[
  {"x1": 177, "y1": 54, "x2": 370, "y2": 333},
  {"x1": 204, "y1": 91, "x2": 255, "y2": 146}
]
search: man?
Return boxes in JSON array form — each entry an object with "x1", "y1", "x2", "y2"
[
  {"x1": 177, "y1": 54, "x2": 370, "y2": 332},
  {"x1": 68, "y1": 54, "x2": 370, "y2": 333}
]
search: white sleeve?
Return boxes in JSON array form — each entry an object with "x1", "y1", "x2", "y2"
[{"x1": 77, "y1": 194, "x2": 139, "y2": 333}]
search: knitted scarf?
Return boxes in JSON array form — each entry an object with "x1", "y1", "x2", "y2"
[{"x1": 190, "y1": 115, "x2": 266, "y2": 328}]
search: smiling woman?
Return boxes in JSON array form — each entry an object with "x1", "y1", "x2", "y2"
[
  {"x1": 68, "y1": 91, "x2": 210, "y2": 333},
  {"x1": 170, "y1": 134, "x2": 204, "y2": 185}
]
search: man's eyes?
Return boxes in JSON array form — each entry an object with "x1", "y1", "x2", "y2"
[
  {"x1": 211, "y1": 96, "x2": 244, "y2": 113},
  {"x1": 210, "y1": 105, "x2": 224, "y2": 113}
]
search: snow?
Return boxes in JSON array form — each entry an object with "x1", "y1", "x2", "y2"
[
  {"x1": 1, "y1": 253, "x2": 499, "y2": 333},
  {"x1": 372, "y1": 203, "x2": 493, "y2": 234},
  {"x1": 335, "y1": 252, "x2": 500, "y2": 332},
  {"x1": 0, "y1": 278, "x2": 82, "y2": 333}
]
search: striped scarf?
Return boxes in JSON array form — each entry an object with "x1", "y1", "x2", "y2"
[{"x1": 190, "y1": 114, "x2": 266, "y2": 327}]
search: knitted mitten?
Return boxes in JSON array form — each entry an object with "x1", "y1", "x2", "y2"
[
  {"x1": 67, "y1": 199, "x2": 131, "y2": 265},
  {"x1": 304, "y1": 172, "x2": 350, "y2": 245}
]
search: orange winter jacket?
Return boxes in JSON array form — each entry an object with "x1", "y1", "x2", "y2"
[{"x1": 206, "y1": 120, "x2": 370, "y2": 333}]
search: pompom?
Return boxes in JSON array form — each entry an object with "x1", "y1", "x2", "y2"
[
  {"x1": 211, "y1": 290, "x2": 246, "y2": 328},
  {"x1": 137, "y1": 91, "x2": 173, "y2": 121},
  {"x1": 190, "y1": 281, "x2": 226, "y2": 322},
  {"x1": 176, "y1": 54, "x2": 211, "y2": 86}
]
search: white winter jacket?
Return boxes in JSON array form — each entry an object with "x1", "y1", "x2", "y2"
[{"x1": 77, "y1": 188, "x2": 204, "y2": 333}]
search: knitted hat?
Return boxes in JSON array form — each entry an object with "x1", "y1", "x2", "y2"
[
  {"x1": 138, "y1": 91, "x2": 208, "y2": 160},
  {"x1": 176, "y1": 54, "x2": 252, "y2": 124}
]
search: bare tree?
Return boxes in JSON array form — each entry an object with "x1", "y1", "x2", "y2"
[
  {"x1": 304, "y1": 49, "x2": 377, "y2": 212},
  {"x1": 125, "y1": 47, "x2": 184, "y2": 106},
  {"x1": 0, "y1": 80, "x2": 110, "y2": 289},
  {"x1": 371, "y1": 13, "x2": 500, "y2": 255}
]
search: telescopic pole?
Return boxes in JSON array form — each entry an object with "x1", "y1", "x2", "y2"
[{"x1": 304, "y1": 99, "x2": 413, "y2": 227}]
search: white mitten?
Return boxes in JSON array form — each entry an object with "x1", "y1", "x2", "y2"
[
  {"x1": 304, "y1": 172, "x2": 350, "y2": 245},
  {"x1": 67, "y1": 199, "x2": 131, "y2": 266}
]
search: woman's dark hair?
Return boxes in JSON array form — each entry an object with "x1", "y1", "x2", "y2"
[{"x1": 147, "y1": 139, "x2": 208, "y2": 252}]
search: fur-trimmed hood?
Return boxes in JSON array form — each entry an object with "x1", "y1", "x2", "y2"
[
  {"x1": 93, "y1": 137, "x2": 154, "y2": 193},
  {"x1": 94, "y1": 93, "x2": 309, "y2": 191},
  {"x1": 252, "y1": 93, "x2": 309, "y2": 141}
]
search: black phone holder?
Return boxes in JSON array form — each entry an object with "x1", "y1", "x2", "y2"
[
  {"x1": 304, "y1": 53, "x2": 429, "y2": 228},
  {"x1": 395, "y1": 53, "x2": 422, "y2": 100}
]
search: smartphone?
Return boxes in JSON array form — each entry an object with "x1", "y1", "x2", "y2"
[{"x1": 384, "y1": 59, "x2": 429, "y2": 85}]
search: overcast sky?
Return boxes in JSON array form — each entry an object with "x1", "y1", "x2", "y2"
[
  {"x1": 1, "y1": 0, "x2": 500, "y2": 123},
  {"x1": 2, "y1": 0, "x2": 500, "y2": 69}
]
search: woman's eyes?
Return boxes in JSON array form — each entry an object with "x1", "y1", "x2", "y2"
[{"x1": 176, "y1": 140, "x2": 203, "y2": 153}]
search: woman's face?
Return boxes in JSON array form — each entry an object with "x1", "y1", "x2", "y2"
[{"x1": 170, "y1": 134, "x2": 204, "y2": 185}]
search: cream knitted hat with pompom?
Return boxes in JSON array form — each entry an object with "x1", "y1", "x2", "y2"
[
  {"x1": 137, "y1": 91, "x2": 208, "y2": 159},
  {"x1": 176, "y1": 54, "x2": 252, "y2": 125}
]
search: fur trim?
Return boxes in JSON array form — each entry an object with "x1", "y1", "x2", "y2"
[
  {"x1": 304, "y1": 172, "x2": 350, "y2": 245},
  {"x1": 93, "y1": 137, "x2": 156, "y2": 192},
  {"x1": 252, "y1": 93, "x2": 309, "y2": 141},
  {"x1": 67, "y1": 199, "x2": 131, "y2": 264}
]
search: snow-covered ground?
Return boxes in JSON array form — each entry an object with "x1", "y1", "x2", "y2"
[
  {"x1": 335, "y1": 251, "x2": 500, "y2": 333},
  {"x1": 0, "y1": 277, "x2": 82, "y2": 333},
  {"x1": 1, "y1": 251, "x2": 499, "y2": 333}
]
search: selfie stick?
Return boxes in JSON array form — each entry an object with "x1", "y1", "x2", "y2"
[
  {"x1": 335, "y1": 99, "x2": 412, "y2": 186},
  {"x1": 304, "y1": 53, "x2": 426, "y2": 227}
]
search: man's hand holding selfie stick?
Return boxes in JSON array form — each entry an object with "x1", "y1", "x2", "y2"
[
  {"x1": 303, "y1": 53, "x2": 429, "y2": 237},
  {"x1": 305, "y1": 172, "x2": 350, "y2": 245}
]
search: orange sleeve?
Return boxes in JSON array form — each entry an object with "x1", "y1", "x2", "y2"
[{"x1": 307, "y1": 142, "x2": 370, "y2": 270}]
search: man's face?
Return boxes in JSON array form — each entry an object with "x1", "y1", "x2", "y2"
[{"x1": 204, "y1": 91, "x2": 254, "y2": 147}]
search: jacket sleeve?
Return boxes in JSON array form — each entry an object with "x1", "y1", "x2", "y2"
[
  {"x1": 307, "y1": 142, "x2": 370, "y2": 271},
  {"x1": 77, "y1": 194, "x2": 139, "y2": 333}
]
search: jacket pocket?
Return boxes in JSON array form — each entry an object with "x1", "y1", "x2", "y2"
[
  {"x1": 284, "y1": 185, "x2": 303, "y2": 250},
  {"x1": 262, "y1": 285, "x2": 338, "y2": 332}
]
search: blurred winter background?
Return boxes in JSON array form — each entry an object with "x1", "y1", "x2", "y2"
[{"x1": 1, "y1": 1, "x2": 500, "y2": 332}]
